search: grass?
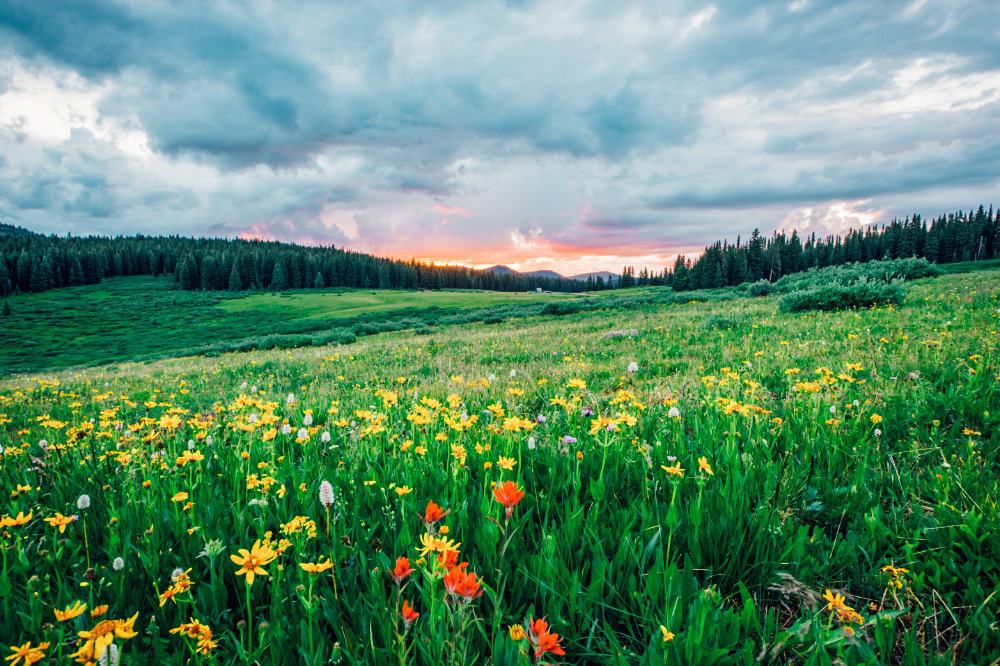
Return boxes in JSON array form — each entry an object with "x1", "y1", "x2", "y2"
[
  {"x1": 0, "y1": 269, "x2": 998, "y2": 664},
  {"x1": 0, "y1": 276, "x2": 576, "y2": 374}
]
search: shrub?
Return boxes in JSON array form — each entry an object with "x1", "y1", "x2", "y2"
[
  {"x1": 747, "y1": 280, "x2": 774, "y2": 297},
  {"x1": 779, "y1": 279, "x2": 905, "y2": 312},
  {"x1": 774, "y1": 258, "x2": 940, "y2": 294}
]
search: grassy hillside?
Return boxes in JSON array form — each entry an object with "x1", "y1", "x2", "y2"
[
  {"x1": 0, "y1": 276, "x2": 578, "y2": 374},
  {"x1": 0, "y1": 269, "x2": 997, "y2": 663}
]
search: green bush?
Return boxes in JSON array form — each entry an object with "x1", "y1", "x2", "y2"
[
  {"x1": 747, "y1": 279, "x2": 774, "y2": 297},
  {"x1": 779, "y1": 278, "x2": 906, "y2": 312},
  {"x1": 774, "y1": 258, "x2": 940, "y2": 294}
]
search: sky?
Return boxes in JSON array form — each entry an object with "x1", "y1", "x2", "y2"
[{"x1": 1, "y1": 1, "x2": 998, "y2": 275}]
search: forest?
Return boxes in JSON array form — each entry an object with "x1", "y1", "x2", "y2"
[{"x1": 1, "y1": 203, "x2": 997, "y2": 296}]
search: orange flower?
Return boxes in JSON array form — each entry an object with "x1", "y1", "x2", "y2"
[
  {"x1": 492, "y1": 481, "x2": 525, "y2": 518},
  {"x1": 421, "y1": 500, "x2": 448, "y2": 526},
  {"x1": 529, "y1": 617, "x2": 566, "y2": 657},
  {"x1": 442, "y1": 563, "x2": 483, "y2": 602},
  {"x1": 401, "y1": 599, "x2": 419, "y2": 625},
  {"x1": 436, "y1": 548, "x2": 459, "y2": 570},
  {"x1": 391, "y1": 556, "x2": 414, "y2": 584}
]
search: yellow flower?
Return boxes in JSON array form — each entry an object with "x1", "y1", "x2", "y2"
[
  {"x1": 497, "y1": 456, "x2": 516, "y2": 471},
  {"x1": 75, "y1": 613, "x2": 139, "y2": 663},
  {"x1": 395, "y1": 486, "x2": 413, "y2": 497},
  {"x1": 230, "y1": 539, "x2": 278, "y2": 586},
  {"x1": 171, "y1": 492, "x2": 189, "y2": 503},
  {"x1": 509, "y1": 624, "x2": 526, "y2": 641},
  {"x1": 54, "y1": 600, "x2": 87, "y2": 622},
  {"x1": 416, "y1": 533, "x2": 461, "y2": 558},
  {"x1": 0, "y1": 511, "x2": 32, "y2": 528},
  {"x1": 5, "y1": 641, "x2": 49, "y2": 666},
  {"x1": 661, "y1": 463, "x2": 684, "y2": 479},
  {"x1": 660, "y1": 625, "x2": 675, "y2": 643},
  {"x1": 697, "y1": 456, "x2": 714, "y2": 476},
  {"x1": 299, "y1": 559, "x2": 334, "y2": 574},
  {"x1": 43, "y1": 512, "x2": 77, "y2": 533}
]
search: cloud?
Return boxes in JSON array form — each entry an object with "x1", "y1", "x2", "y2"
[{"x1": 0, "y1": 0, "x2": 998, "y2": 273}]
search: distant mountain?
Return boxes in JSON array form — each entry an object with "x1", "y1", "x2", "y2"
[
  {"x1": 0, "y1": 223, "x2": 34, "y2": 237},
  {"x1": 486, "y1": 264, "x2": 614, "y2": 285},
  {"x1": 569, "y1": 271, "x2": 620, "y2": 284},
  {"x1": 522, "y1": 269, "x2": 564, "y2": 280},
  {"x1": 483, "y1": 265, "x2": 518, "y2": 275}
]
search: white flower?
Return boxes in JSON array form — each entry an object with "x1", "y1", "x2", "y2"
[
  {"x1": 248, "y1": 498, "x2": 269, "y2": 507},
  {"x1": 39, "y1": 439, "x2": 48, "y2": 449},
  {"x1": 112, "y1": 557, "x2": 125, "y2": 571},
  {"x1": 171, "y1": 567, "x2": 186, "y2": 581},
  {"x1": 248, "y1": 413, "x2": 259, "y2": 424},
  {"x1": 667, "y1": 406, "x2": 681, "y2": 418},
  {"x1": 874, "y1": 428, "x2": 882, "y2": 437},
  {"x1": 627, "y1": 361, "x2": 639, "y2": 374},
  {"x1": 77, "y1": 494, "x2": 91, "y2": 510},
  {"x1": 240, "y1": 381, "x2": 248, "y2": 389},
  {"x1": 303, "y1": 414, "x2": 313, "y2": 426},
  {"x1": 321, "y1": 431, "x2": 331, "y2": 443},
  {"x1": 297, "y1": 427, "x2": 308, "y2": 440},
  {"x1": 488, "y1": 373, "x2": 497, "y2": 381},
  {"x1": 287, "y1": 393, "x2": 296, "y2": 404},
  {"x1": 319, "y1": 480, "x2": 335, "y2": 508},
  {"x1": 250, "y1": 385, "x2": 258, "y2": 394},
  {"x1": 205, "y1": 435, "x2": 213, "y2": 445},
  {"x1": 527, "y1": 437, "x2": 536, "y2": 450},
  {"x1": 187, "y1": 440, "x2": 195, "y2": 450},
  {"x1": 852, "y1": 400, "x2": 860, "y2": 407},
  {"x1": 509, "y1": 369, "x2": 517, "y2": 378},
  {"x1": 829, "y1": 405, "x2": 837, "y2": 414},
  {"x1": 98, "y1": 642, "x2": 120, "y2": 666},
  {"x1": 282, "y1": 424, "x2": 292, "y2": 435}
]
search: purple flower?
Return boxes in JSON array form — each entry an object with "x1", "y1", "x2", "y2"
[
  {"x1": 562, "y1": 435, "x2": 577, "y2": 444},
  {"x1": 582, "y1": 407, "x2": 594, "y2": 417},
  {"x1": 536, "y1": 414, "x2": 547, "y2": 423}
]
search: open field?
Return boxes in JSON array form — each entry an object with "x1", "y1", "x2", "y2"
[
  {"x1": 0, "y1": 270, "x2": 998, "y2": 664},
  {"x1": 0, "y1": 277, "x2": 577, "y2": 374}
]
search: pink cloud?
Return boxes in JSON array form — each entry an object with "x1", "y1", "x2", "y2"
[{"x1": 432, "y1": 204, "x2": 473, "y2": 217}]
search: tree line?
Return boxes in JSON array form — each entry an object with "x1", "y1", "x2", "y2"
[
  {"x1": 1, "y1": 203, "x2": 996, "y2": 297},
  {"x1": 0, "y1": 229, "x2": 587, "y2": 296},
  {"x1": 617, "y1": 204, "x2": 998, "y2": 290}
]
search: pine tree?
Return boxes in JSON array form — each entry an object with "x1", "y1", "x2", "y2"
[
  {"x1": 29, "y1": 256, "x2": 53, "y2": 293},
  {"x1": 313, "y1": 271, "x2": 325, "y2": 289},
  {"x1": 2, "y1": 301, "x2": 10, "y2": 317},
  {"x1": 200, "y1": 256, "x2": 218, "y2": 290},
  {"x1": 0, "y1": 260, "x2": 10, "y2": 296},
  {"x1": 271, "y1": 261, "x2": 287, "y2": 290},
  {"x1": 228, "y1": 262, "x2": 243, "y2": 291}
]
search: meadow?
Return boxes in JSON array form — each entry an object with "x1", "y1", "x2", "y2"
[
  {"x1": 0, "y1": 268, "x2": 998, "y2": 664},
  {"x1": 0, "y1": 277, "x2": 577, "y2": 374}
]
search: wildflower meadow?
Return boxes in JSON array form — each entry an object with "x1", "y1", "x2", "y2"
[{"x1": 1, "y1": 269, "x2": 998, "y2": 664}]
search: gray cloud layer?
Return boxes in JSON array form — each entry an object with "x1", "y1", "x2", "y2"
[{"x1": 0, "y1": 0, "x2": 998, "y2": 270}]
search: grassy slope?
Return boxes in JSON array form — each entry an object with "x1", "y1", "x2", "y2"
[
  {"x1": 0, "y1": 276, "x2": 577, "y2": 374},
  {"x1": 0, "y1": 270, "x2": 996, "y2": 663}
]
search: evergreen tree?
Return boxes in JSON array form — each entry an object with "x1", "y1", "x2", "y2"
[
  {"x1": 271, "y1": 261, "x2": 287, "y2": 290},
  {"x1": 313, "y1": 271, "x2": 325, "y2": 289},
  {"x1": 2, "y1": 301, "x2": 9, "y2": 317},
  {"x1": 228, "y1": 261, "x2": 243, "y2": 291},
  {"x1": 0, "y1": 259, "x2": 10, "y2": 296},
  {"x1": 29, "y1": 256, "x2": 53, "y2": 293}
]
